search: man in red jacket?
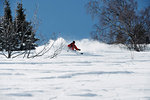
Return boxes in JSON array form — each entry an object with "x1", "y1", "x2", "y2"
[{"x1": 68, "y1": 41, "x2": 81, "y2": 51}]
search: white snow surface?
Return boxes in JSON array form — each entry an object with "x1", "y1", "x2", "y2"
[{"x1": 0, "y1": 38, "x2": 150, "y2": 100}]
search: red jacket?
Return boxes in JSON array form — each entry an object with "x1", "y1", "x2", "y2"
[{"x1": 68, "y1": 43, "x2": 79, "y2": 50}]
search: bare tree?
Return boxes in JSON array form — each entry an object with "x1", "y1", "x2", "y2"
[{"x1": 86, "y1": 0, "x2": 150, "y2": 51}]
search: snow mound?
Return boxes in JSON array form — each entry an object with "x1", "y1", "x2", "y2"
[
  {"x1": 69, "y1": 39, "x2": 127, "y2": 54},
  {"x1": 36, "y1": 37, "x2": 150, "y2": 57},
  {"x1": 35, "y1": 38, "x2": 129, "y2": 57}
]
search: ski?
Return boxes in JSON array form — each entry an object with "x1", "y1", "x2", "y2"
[{"x1": 80, "y1": 53, "x2": 83, "y2": 55}]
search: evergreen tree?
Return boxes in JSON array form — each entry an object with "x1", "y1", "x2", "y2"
[
  {"x1": 14, "y1": 3, "x2": 38, "y2": 50},
  {"x1": 4, "y1": 0, "x2": 12, "y2": 23},
  {"x1": 133, "y1": 23, "x2": 146, "y2": 44},
  {"x1": 0, "y1": 0, "x2": 39, "y2": 58},
  {"x1": 1, "y1": 0, "x2": 15, "y2": 58},
  {"x1": 0, "y1": 16, "x2": 3, "y2": 51}
]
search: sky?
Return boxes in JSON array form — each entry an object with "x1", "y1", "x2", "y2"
[{"x1": 0, "y1": 0, "x2": 150, "y2": 40}]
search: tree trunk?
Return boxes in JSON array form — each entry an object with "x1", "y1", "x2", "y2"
[{"x1": 8, "y1": 51, "x2": 11, "y2": 58}]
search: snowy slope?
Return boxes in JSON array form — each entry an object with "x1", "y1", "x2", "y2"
[{"x1": 0, "y1": 38, "x2": 150, "y2": 100}]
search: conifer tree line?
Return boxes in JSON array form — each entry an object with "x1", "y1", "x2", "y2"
[{"x1": 0, "y1": 0, "x2": 38, "y2": 58}]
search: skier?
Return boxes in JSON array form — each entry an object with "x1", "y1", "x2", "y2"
[{"x1": 68, "y1": 41, "x2": 81, "y2": 51}]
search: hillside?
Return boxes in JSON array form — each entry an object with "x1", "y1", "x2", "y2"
[{"x1": 0, "y1": 38, "x2": 150, "y2": 100}]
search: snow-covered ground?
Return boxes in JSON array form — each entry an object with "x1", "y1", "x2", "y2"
[{"x1": 0, "y1": 38, "x2": 150, "y2": 100}]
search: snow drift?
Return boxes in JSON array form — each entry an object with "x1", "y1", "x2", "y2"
[
  {"x1": 35, "y1": 38, "x2": 129, "y2": 58},
  {"x1": 0, "y1": 37, "x2": 150, "y2": 100}
]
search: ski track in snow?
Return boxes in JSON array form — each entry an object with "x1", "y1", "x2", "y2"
[{"x1": 0, "y1": 39, "x2": 150, "y2": 100}]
